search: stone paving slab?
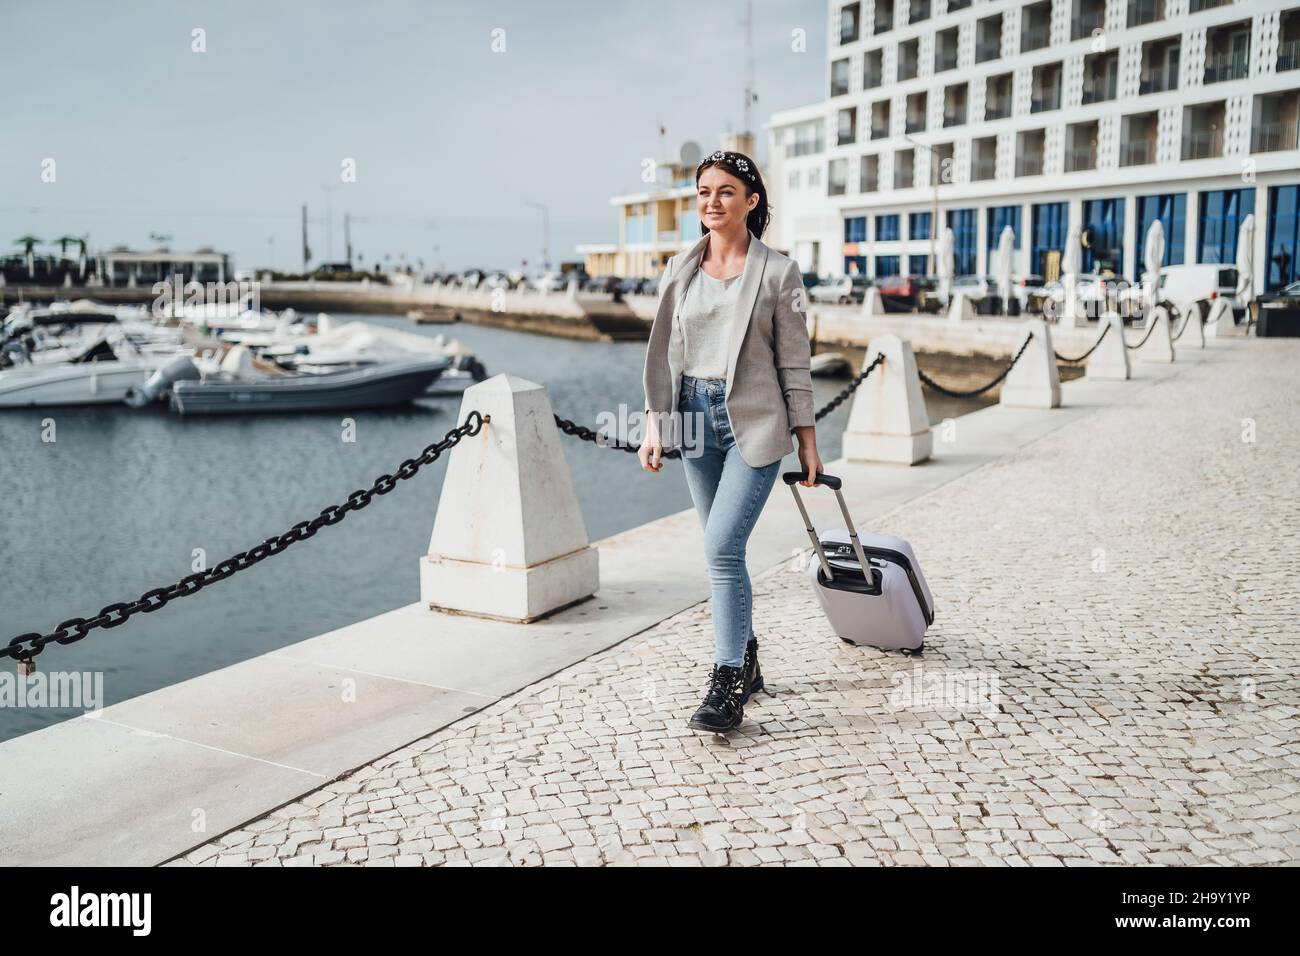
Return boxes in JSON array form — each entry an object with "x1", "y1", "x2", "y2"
[{"x1": 171, "y1": 339, "x2": 1300, "y2": 866}]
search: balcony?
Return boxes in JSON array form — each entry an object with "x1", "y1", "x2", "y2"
[
  {"x1": 1071, "y1": 0, "x2": 1106, "y2": 42},
  {"x1": 1082, "y1": 78, "x2": 1117, "y2": 104},
  {"x1": 949, "y1": 0, "x2": 971, "y2": 10},
  {"x1": 860, "y1": 157, "x2": 880, "y2": 192},
  {"x1": 870, "y1": 124, "x2": 889, "y2": 140},
  {"x1": 1280, "y1": 39, "x2": 1300, "y2": 72},
  {"x1": 873, "y1": 0, "x2": 894, "y2": 35},
  {"x1": 909, "y1": 0, "x2": 931, "y2": 24},
  {"x1": 1016, "y1": 154, "x2": 1044, "y2": 176},
  {"x1": 1022, "y1": 26, "x2": 1049, "y2": 53},
  {"x1": 1064, "y1": 145, "x2": 1096, "y2": 172},
  {"x1": 831, "y1": 61, "x2": 851, "y2": 97},
  {"x1": 1121, "y1": 140, "x2": 1156, "y2": 165},
  {"x1": 976, "y1": 40, "x2": 1001, "y2": 64},
  {"x1": 1252, "y1": 120, "x2": 1299, "y2": 152},
  {"x1": 899, "y1": 40, "x2": 919, "y2": 80},
  {"x1": 1204, "y1": 50, "x2": 1249, "y2": 84},
  {"x1": 971, "y1": 158, "x2": 996, "y2": 181},
  {"x1": 1188, "y1": 0, "x2": 1229, "y2": 11},
  {"x1": 1031, "y1": 92, "x2": 1060, "y2": 113},
  {"x1": 1127, "y1": 0, "x2": 1163, "y2": 27},
  {"x1": 1181, "y1": 130, "x2": 1223, "y2": 160},
  {"x1": 1139, "y1": 70, "x2": 1176, "y2": 94},
  {"x1": 936, "y1": 28, "x2": 959, "y2": 72},
  {"x1": 985, "y1": 101, "x2": 1011, "y2": 121},
  {"x1": 839, "y1": 2, "x2": 860, "y2": 44},
  {"x1": 906, "y1": 116, "x2": 926, "y2": 133}
]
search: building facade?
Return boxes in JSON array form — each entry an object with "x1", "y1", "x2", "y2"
[{"x1": 765, "y1": 0, "x2": 1300, "y2": 291}]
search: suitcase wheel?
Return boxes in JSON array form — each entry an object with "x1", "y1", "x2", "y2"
[{"x1": 901, "y1": 643, "x2": 925, "y2": 657}]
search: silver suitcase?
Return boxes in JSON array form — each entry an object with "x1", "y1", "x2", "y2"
[{"x1": 783, "y1": 471, "x2": 935, "y2": 654}]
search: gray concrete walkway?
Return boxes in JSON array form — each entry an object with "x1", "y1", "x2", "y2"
[{"x1": 165, "y1": 337, "x2": 1299, "y2": 866}]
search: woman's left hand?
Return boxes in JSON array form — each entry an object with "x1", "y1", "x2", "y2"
[{"x1": 797, "y1": 442, "x2": 823, "y2": 488}]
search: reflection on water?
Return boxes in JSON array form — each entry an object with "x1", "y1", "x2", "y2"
[{"x1": 0, "y1": 312, "x2": 988, "y2": 741}]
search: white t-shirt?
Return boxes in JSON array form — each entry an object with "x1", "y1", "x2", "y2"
[{"x1": 674, "y1": 268, "x2": 742, "y2": 379}]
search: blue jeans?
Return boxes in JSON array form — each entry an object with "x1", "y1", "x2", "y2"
[{"x1": 677, "y1": 375, "x2": 782, "y2": 668}]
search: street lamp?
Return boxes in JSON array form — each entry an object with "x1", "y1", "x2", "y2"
[{"x1": 903, "y1": 133, "x2": 941, "y2": 276}]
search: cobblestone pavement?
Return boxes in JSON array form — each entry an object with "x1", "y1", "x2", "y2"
[{"x1": 176, "y1": 340, "x2": 1299, "y2": 866}]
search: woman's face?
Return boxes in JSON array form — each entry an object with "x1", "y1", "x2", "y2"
[{"x1": 697, "y1": 166, "x2": 756, "y2": 234}]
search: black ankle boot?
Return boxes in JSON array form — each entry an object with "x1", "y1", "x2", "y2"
[
  {"x1": 741, "y1": 637, "x2": 763, "y2": 703},
  {"x1": 688, "y1": 663, "x2": 747, "y2": 733}
]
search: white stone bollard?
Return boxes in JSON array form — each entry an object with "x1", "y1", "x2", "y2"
[
  {"x1": 1203, "y1": 298, "x2": 1234, "y2": 339},
  {"x1": 1084, "y1": 312, "x2": 1131, "y2": 381},
  {"x1": 999, "y1": 318, "x2": 1061, "y2": 408},
  {"x1": 842, "y1": 334, "x2": 932, "y2": 465},
  {"x1": 1136, "y1": 303, "x2": 1175, "y2": 362},
  {"x1": 946, "y1": 292, "x2": 975, "y2": 324},
  {"x1": 420, "y1": 373, "x2": 599, "y2": 622},
  {"x1": 861, "y1": 286, "x2": 886, "y2": 316},
  {"x1": 1055, "y1": 278, "x2": 1085, "y2": 329}
]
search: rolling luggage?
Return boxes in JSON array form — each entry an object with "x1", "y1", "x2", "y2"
[{"x1": 783, "y1": 471, "x2": 935, "y2": 654}]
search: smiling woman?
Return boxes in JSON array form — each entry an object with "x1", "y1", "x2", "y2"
[{"x1": 639, "y1": 148, "x2": 821, "y2": 735}]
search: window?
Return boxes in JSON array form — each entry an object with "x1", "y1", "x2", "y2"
[
  {"x1": 1198, "y1": 188, "x2": 1256, "y2": 264},
  {"x1": 844, "y1": 216, "x2": 868, "y2": 243},
  {"x1": 829, "y1": 158, "x2": 848, "y2": 196},
  {"x1": 876, "y1": 214, "x2": 901, "y2": 241},
  {"x1": 831, "y1": 58, "x2": 851, "y2": 97},
  {"x1": 986, "y1": 206, "x2": 1022, "y2": 256},
  {"x1": 1081, "y1": 197, "x2": 1125, "y2": 274},
  {"x1": 876, "y1": 255, "x2": 901, "y2": 277},
  {"x1": 909, "y1": 254, "x2": 930, "y2": 275},
  {"x1": 845, "y1": 255, "x2": 868, "y2": 275},
  {"x1": 837, "y1": 107, "x2": 857, "y2": 146},
  {"x1": 839, "y1": 2, "x2": 861, "y2": 45},
  {"x1": 909, "y1": 211, "x2": 932, "y2": 240},
  {"x1": 1137, "y1": 193, "x2": 1187, "y2": 267},
  {"x1": 947, "y1": 208, "x2": 977, "y2": 274},
  {"x1": 1032, "y1": 202, "x2": 1068, "y2": 278},
  {"x1": 977, "y1": 14, "x2": 1003, "y2": 63},
  {"x1": 1265, "y1": 184, "x2": 1300, "y2": 290}
]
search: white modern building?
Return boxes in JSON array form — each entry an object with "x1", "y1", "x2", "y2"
[{"x1": 765, "y1": 0, "x2": 1300, "y2": 292}]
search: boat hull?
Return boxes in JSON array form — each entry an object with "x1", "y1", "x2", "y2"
[
  {"x1": 0, "y1": 361, "x2": 157, "y2": 407},
  {"x1": 169, "y1": 360, "x2": 447, "y2": 415}
]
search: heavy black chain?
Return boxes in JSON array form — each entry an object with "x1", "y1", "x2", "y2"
[
  {"x1": 1124, "y1": 312, "x2": 1163, "y2": 350},
  {"x1": 554, "y1": 352, "x2": 886, "y2": 456},
  {"x1": 916, "y1": 332, "x2": 1033, "y2": 399},
  {"x1": 553, "y1": 413, "x2": 682, "y2": 459},
  {"x1": 1169, "y1": 302, "x2": 1194, "y2": 342},
  {"x1": 1054, "y1": 321, "x2": 1111, "y2": 364},
  {"x1": 814, "y1": 351, "x2": 885, "y2": 421},
  {"x1": 4, "y1": 410, "x2": 488, "y2": 669}
]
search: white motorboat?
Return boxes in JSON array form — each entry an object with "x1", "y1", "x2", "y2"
[
  {"x1": 0, "y1": 336, "x2": 192, "y2": 407},
  {"x1": 810, "y1": 352, "x2": 851, "y2": 377}
]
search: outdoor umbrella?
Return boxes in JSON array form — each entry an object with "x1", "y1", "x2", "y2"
[
  {"x1": 996, "y1": 225, "x2": 1014, "y2": 315},
  {"x1": 938, "y1": 227, "x2": 955, "y2": 306}
]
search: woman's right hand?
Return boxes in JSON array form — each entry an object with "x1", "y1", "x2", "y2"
[{"x1": 638, "y1": 436, "x2": 664, "y2": 473}]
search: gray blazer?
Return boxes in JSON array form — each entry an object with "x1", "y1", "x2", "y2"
[{"x1": 642, "y1": 231, "x2": 814, "y2": 469}]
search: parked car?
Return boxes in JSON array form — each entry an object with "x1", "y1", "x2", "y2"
[
  {"x1": 809, "y1": 275, "x2": 871, "y2": 304},
  {"x1": 586, "y1": 275, "x2": 622, "y2": 294},
  {"x1": 641, "y1": 273, "x2": 662, "y2": 297},
  {"x1": 529, "y1": 271, "x2": 570, "y2": 292},
  {"x1": 876, "y1": 274, "x2": 937, "y2": 311},
  {"x1": 617, "y1": 276, "x2": 649, "y2": 296},
  {"x1": 800, "y1": 271, "x2": 821, "y2": 290}
]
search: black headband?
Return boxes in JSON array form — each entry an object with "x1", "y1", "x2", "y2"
[{"x1": 697, "y1": 149, "x2": 757, "y2": 184}]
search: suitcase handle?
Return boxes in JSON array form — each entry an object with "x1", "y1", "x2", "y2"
[
  {"x1": 784, "y1": 472, "x2": 870, "y2": 586},
  {"x1": 782, "y1": 470, "x2": 841, "y2": 490}
]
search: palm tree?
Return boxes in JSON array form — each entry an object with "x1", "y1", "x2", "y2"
[
  {"x1": 53, "y1": 234, "x2": 89, "y2": 280},
  {"x1": 13, "y1": 235, "x2": 42, "y2": 280}
]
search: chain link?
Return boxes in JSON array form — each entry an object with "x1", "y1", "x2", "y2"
[
  {"x1": 5, "y1": 410, "x2": 488, "y2": 668},
  {"x1": 554, "y1": 352, "x2": 887, "y2": 457},
  {"x1": 1053, "y1": 321, "x2": 1111, "y2": 364},
  {"x1": 916, "y1": 332, "x2": 1034, "y2": 399}
]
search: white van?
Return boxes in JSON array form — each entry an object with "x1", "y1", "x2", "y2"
[{"x1": 1157, "y1": 264, "x2": 1242, "y2": 319}]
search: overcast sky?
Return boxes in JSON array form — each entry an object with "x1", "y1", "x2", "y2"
[{"x1": 1, "y1": 0, "x2": 826, "y2": 273}]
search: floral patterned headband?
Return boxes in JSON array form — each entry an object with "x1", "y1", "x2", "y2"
[{"x1": 696, "y1": 149, "x2": 757, "y2": 184}]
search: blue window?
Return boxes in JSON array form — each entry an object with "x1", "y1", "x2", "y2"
[
  {"x1": 1031, "y1": 201, "x2": 1068, "y2": 277},
  {"x1": 1266, "y1": 184, "x2": 1300, "y2": 291},
  {"x1": 1081, "y1": 197, "x2": 1124, "y2": 274},
  {"x1": 875, "y1": 214, "x2": 900, "y2": 241},
  {"x1": 680, "y1": 210, "x2": 699, "y2": 239},
  {"x1": 909, "y1": 254, "x2": 929, "y2": 275},
  {"x1": 844, "y1": 255, "x2": 868, "y2": 275},
  {"x1": 844, "y1": 216, "x2": 867, "y2": 243},
  {"x1": 1198, "y1": 188, "x2": 1256, "y2": 265},
  {"x1": 876, "y1": 255, "x2": 901, "y2": 277},
  {"x1": 946, "y1": 208, "x2": 977, "y2": 274},
  {"x1": 1136, "y1": 194, "x2": 1186, "y2": 268},
  {"x1": 985, "y1": 206, "x2": 1022, "y2": 257},
  {"x1": 909, "y1": 211, "x2": 932, "y2": 241}
]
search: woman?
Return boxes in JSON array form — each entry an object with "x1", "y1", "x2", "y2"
[{"x1": 639, "y1": 149, "x2": 823, "y2": 734}]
